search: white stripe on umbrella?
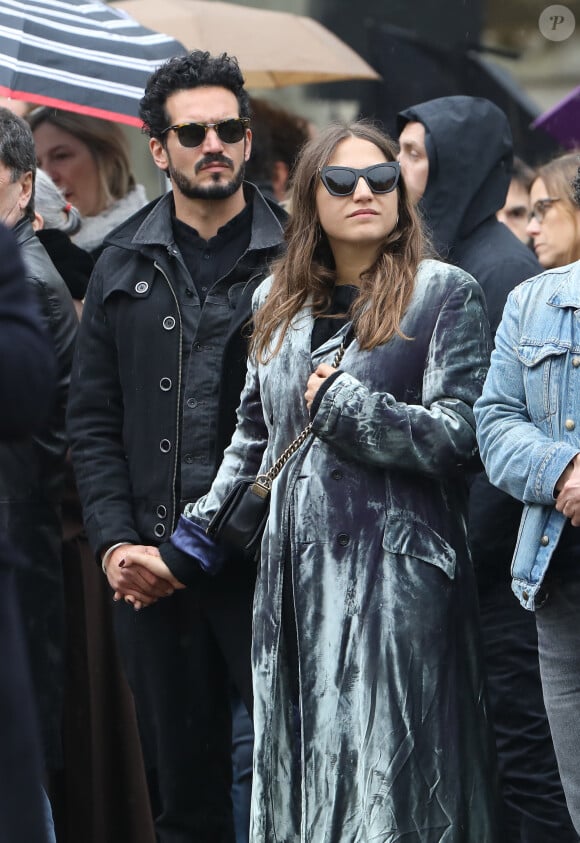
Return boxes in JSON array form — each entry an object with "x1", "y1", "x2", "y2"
[
  {"x1": 2, "y1": 1, "x2": 178, "y2": 43},
  {"x1": 0, "y1": 55, "x2": 145, "y2": 99},
  {"x1": 3, "y1": 0, "x2": 137, "y2": 29},
  {"x1": 0, "y1": 24, "x2": 177, "y2": 68}
]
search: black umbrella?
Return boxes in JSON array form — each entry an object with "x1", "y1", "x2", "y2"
[
  {"x1": 364, "y1": 23, "x2": 560, "y2": 165},
  {"x1": 0, "y1": 0, "x2": 186, "y2": 126}
]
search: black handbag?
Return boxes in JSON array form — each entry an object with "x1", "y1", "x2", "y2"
[
  {"x1": 206, "y1": 475, "x2": 271, "y2": 557},
  {"x1": 206, "y1": 339, "x2": 347, "y2": 557}
]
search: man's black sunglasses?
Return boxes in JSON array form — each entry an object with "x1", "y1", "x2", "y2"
[
  {"x1": 161, "y1": 117, "x2": 250, "y2": 148},
  {"x1": 319, "y1": 162, "x2": 401, "y2": 197}
]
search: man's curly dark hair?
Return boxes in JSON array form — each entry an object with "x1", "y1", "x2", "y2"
[
  {"x1": 573, "y1": 164, "x2": 580, "y2": 207},
  {"x1": 139, "y1": 50, "x2": 250, "y2": 140}
]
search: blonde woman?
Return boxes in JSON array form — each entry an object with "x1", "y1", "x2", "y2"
[{"x1": 29, "y1": 109, "x2": 148, "y2": 256}]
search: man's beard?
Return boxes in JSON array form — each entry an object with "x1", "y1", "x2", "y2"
[{"x1": 167, "y1": 151, "x2": 245, "y2": 200}]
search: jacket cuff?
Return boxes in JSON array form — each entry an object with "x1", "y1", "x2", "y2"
[
  {"x1": 541, "y1": 443, "x2": 580, "y2": 501},
  {"x1": 161, "y1": 516, "x2": 225, "y2": 583},
  {"x1": 309, "y1": 370, "x2": 343, "y2": 421},
  {"x1": 158, "y1": 541, "x2": 203, "y2": 586}
]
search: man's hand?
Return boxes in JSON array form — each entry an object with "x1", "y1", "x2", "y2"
[
  {"x1": 305, "y1": 363, "x2": 336, "y2": 411},
  {"x1": 555, "y1": 454, "x2": 580, "y2": 526},
  {"x1": 119, "y1": 547, "x2": 186, "y2": 610},
  {"x1": 104, "y1": 544, "x2": 176, "y2": 609}
]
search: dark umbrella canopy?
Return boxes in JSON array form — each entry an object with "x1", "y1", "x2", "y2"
[
  {"x1": 532, "y1": 86, "x2": 580, "y2": 150},
  {"x1": 364, "y1": 23, "x2": 560, "y2": 165},
  {"x1": 0, "y1": 0, "x2": 186, "y2": 126}
]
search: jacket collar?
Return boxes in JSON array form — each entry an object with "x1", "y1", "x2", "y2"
[
  {"x1": 106, "y1": 182, "x2": 285, "y2": 254},
  {"x1": 12, "y1": 216, "x2": 35, "y2": 247},
  {"x1": 546, "y1": 261, "x2": 580, "y2": 309}
]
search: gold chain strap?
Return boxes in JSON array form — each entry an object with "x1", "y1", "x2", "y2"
[{"x1": 251, "y1": 340, "x2": 347, "y2": 497}]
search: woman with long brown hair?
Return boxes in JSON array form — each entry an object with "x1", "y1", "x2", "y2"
[{"x1": 123, "y1": 120, "x2": 498, "y2": 841}]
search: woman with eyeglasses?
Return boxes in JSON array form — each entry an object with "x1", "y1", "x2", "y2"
[
  {"x1": 28, "y1": 109, "x2": 148, "y2": 258},
  {"x1": 130, "y1": 120, "x2": 499, "y2": 841},
  {"x1": 526, "y1": 151, "x2": 580, "y2": 269}
]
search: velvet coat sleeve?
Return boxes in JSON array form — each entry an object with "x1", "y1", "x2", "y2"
[{"x1": 311, "y1": 269, "x2": 490, "y2": 476}]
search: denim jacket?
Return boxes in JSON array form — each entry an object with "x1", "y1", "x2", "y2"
[{"x1": 475, "y1": 260, "x2": 580, "y2": 610}]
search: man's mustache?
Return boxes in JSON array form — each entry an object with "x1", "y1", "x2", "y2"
[{"x1": 195, "y1": 154, "x2": 234, "y2": 174}]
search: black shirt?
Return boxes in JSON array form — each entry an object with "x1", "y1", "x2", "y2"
[
  {"x1": 171, "y1": 202, "x2": 254, "y2": 501},
  {"x1": 311, "y1": 284, "x2": 358, "y2": 352},
  {"x1": 172, "y1": 203, "x2": 252, "y2": 306}
]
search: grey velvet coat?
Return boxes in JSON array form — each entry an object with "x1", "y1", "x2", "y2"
[{"x1": 188, "y1": 258, "x2": 498, "y2": 842}]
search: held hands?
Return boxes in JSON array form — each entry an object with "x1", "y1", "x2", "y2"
[
  {"x1": 305, "y1": 363, "x2": 336, "y2": 411},
  {"x1": 104, "y1": 543, "x2": 185, "y2": 611},
  {"x1": 555, "y1": 454, "x2": 580, "y2": 526}
]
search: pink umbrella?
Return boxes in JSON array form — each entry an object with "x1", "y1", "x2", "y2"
[{"x1": 532, "y1": 86, "x2": 580, "y2": 150}]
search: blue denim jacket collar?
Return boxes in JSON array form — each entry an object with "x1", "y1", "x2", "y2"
[{"x1": 547, "y1": 272, "x2": 580, "y2": 309}]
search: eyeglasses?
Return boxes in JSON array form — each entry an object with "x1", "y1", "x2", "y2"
[
  {"x1": 319, "y1": 162, "x2": 400, "y2": 197},
  {"x1": 161, "y1": 117, "x2": 250, "y2": 148},
  {"x1": 528, "y1": 197, "x2": 561, "y2": 223}
]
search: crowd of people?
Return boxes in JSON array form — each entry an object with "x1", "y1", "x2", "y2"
[{"x1": 1, "y1": 46, "x2": 580, "y2": 843}]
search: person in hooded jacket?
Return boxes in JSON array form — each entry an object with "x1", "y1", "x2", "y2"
[{"x1": 397, "y1": 95, "x2": 577, "y2": 843}]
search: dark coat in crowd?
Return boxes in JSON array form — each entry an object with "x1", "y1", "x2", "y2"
[
  {"x1": 0, "y1": 224, "x2": 56, "y2": 436},
  {"x1": 0, "y1": 221, "x2": 57, "y2": 843},
  {"x1": 0, "y1": 218, "x2": 78, "y2": 770},
  {"x1": 67, "y1": 186, "x2": 287, "y2": 558},
  {"x1": 36, "y1": 228, "x2": 93, "y2": 302},
  {"x1": 66, "y1": 183, "x2": 286, "y2": 841},
  {"x1": 33, "y1": 223, "x2": 154, "y2": 843}
]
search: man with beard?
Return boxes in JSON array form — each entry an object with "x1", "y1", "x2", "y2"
[{"x1": 66, "y1": 51, "x2": 286, "y2": 843}]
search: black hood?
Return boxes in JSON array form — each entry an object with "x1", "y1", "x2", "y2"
[{"x1": 398, "y1": 96, "x2": 512, "y2": 257}]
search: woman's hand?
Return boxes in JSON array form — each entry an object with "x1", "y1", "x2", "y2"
[{"x1": 305, "y1": 363, "x2": 336, "y2": 410}]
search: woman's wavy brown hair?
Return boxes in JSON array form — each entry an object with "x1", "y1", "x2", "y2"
[{"x1": 251, "y1": 120, "x2": 428, "y2": 363}]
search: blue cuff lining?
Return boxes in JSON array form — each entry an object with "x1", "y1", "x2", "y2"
[{"x1": 171, "y1": 515, "x2": 225, "y2": 574}]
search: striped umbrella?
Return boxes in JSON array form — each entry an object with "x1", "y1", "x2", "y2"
[{"x1": 0, "y1": 0, "x2": 186, "y2": 126}]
